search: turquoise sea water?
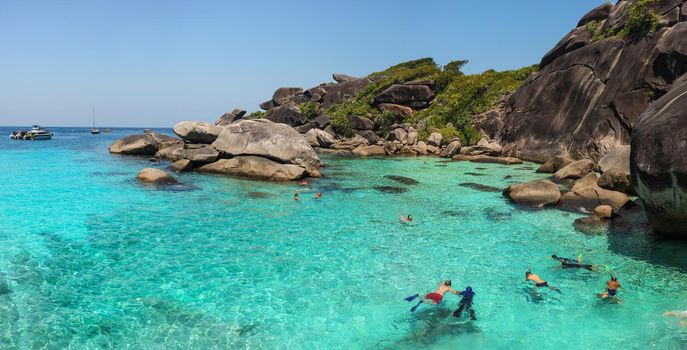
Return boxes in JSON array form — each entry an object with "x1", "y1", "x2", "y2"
[{"x1": 1, "y1": 127, "x2": 686, "y2": 349}]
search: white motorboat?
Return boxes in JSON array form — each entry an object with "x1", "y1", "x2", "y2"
[{"x1": 10, "y1": 125, "x2": 53, "y2": 140}]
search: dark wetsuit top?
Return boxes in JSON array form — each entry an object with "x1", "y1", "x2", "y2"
[{"x1": 459, "y1": 290, "x2": 475, "y2": 304}]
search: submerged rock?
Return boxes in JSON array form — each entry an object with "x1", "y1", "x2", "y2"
[
  {"x1": 503, "y1": 180, "x2": 561, "y2": 208},
  {"x1": 374, "y1": 186, "x2": 407, "y2": 194},
  {"x1": 459, "y1": 182, "x2": 501, "y2": 192},
  {"x1": 197, "y1": 156, "x2": 306, "y2": 181},
  {"x1": 384, "y1": 175, "x2": 419, "y2": 185},
  {"x1": 137, "y1": 168, "x2": 178, "y2": 184},
  {"x1": 452, "y1": 154, "x2": 523, "y2": 165}
]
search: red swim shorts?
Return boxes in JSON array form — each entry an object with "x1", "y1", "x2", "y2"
[{"x1": 425, "y1": 293, "x2": 443, "y2": 303}]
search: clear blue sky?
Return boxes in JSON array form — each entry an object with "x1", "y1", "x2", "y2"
[{"x1": 0, "y1": 0, "x2": 607, "y2": 127}]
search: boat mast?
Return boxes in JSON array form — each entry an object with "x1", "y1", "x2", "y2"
[{"x1": 92, "y1": 107, "x2": 95, "y2": 129}]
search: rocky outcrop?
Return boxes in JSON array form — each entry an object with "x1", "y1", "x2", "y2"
[
  {"x1": 537, "y1": 155, "x2": 574, "y2": 173},
  {"x1": 197, "y1": 156, "x2": 305, "y2": 181},
  {"x1": 503, "y1": 180, "x2": 561, "y2": 207},
  {"x1": 156, "y1": 140, "x2": 185, "y2": 161},
  {"x1": 305, "y1": 128, "x2": 336, "y2": 148},
  {"x1": 347, "y1": 115, "x2": 374, "y2": 130},
  {"x1": 631, "y1": 73, "x2": 687, "y2": 237},
  {"x1": 598, "y1": 145, "x2": 631, "y2": 174},
  {"x1": 453, "y1": 154, "x2": 523, "y2": 165},
  {"x1": 215, "y1": 108, "x2": 246, "y2": 126},
  {"x1": 265, "y1": 102, "x2": 307, "y2": 126},
  {"x1": 211, "y1": 119, "x2": 321, "y2": 169},
  {"x1": 352, "y1": 144, "x2": 386, "y2": 156},
  {"x1": 173, "y1": 121, "x2": 223, "y2": 144},
  {"x1": 559, "y1": 184, "x2": 630, "y2": 211},
  {"x1": 598, "y1": 168, "x2": 634, "y2": 194},
  {"x1": 499, "y1": 0, "x2": 687, "y2": 163},
  {"x1": 577, "y1": 2, "x2": 614, "y2": 27},
  {"x1": 170, "y1": 159, "x2": 193, "y2": 172},
  {"x1": 322, "y1": 77, "x2": 372, "y2": 109},
  {"x1": 373, "y1": 84, "x2": 435, "y2": 109},
  {"x1": 137, "y1": 168, "x2": 177, "y2": 184},
  {"x1": 378, "y1": 103, "x2": 414, "y2": 119},
  {"x1": 440, "y1": 140, "x2": 461, "y2": 158},
  {"x1": 427, "y1": 132, "x2": 443, "y2": 147},
  {"x1": 172, "y1": 144, "x2": 219, "y2": 164},
  {"x1": 272, "y1": 87, "x2": 303, "y2": 106},
  {"x1": 332, "y1": 74, "x2": 357, "y2": 83},
  {"x1": 554, "y1": 159, "x2": 597, "y2": 180},
  {"x1": 109, "y1": 133, "x2": 176, "y2": 156}
]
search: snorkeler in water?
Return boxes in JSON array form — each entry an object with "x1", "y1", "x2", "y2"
[
  {"x1": 663, "y1": 310, "x2": 687, "y2": 327},
  {"x1": 552, "y1": 254, "x2": 600, "y2": 271},
  {"x1": 597, "y1": 275, "x2": 621, "y2": 302},
  {"x1": 526, "y1": 269, "x2": 561, "y2": 298},
  {"x1": 405, "y1": 280, "x2": 458, "y2": 312},
  {"x1": 452, "y1": 287, "x2": 476, "y2": 320},
  {"x1": 399, "y1": 214, "x2": 413, "y2": 222},
  {"x1": 293, "y1": 192, "x2": 299, "y2": 201}
]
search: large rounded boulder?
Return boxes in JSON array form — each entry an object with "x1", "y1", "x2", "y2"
[
  {"x1": 136, "y1": 168, "x2": 177, "y2": 184},
  {"x1": 109, "y1": 133, "x2": 176, "y2": 156},
  {"x1": 211, "y1": 119, "x2": 321, "y2": 169},
  {"x1": 197, "y1": 156, "x2": 305, "y2": 181},
  {"x1": 373, "y1": 84, "x2": 435, "y2": 109},
  {"x1": 503, "y1": 180, "x2": 561, "y2": 208},
  {"x1": 173, "y1": 121, "x2": 223, "y2": 144},
  {"x1": 631, "y1": 74, "x2": 687, "y2": 238}
]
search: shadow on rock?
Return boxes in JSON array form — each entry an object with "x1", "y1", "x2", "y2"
[{"x1": 606, "y1": 203, "x2": 687, "y2": 273}]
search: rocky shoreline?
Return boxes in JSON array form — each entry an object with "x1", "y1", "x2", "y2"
[{"x1": 110, "y1": 0, "x2": 687, "y2": 238}]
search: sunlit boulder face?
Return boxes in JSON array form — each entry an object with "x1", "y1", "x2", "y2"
[
  {"x1": 211, "y1": 119, "x2": 321, "y2": 169},
  {"x1": 109, "y1": 133, "x2": 176, "y2": 155},
  {"x1": 631, "y1": 74, "x2": 687, "y2": 238},
  {"x1": 499, "y1": 0, "x2": 687, "y2": 162}
]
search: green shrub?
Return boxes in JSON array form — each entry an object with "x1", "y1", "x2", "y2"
[
  {"x1": 438, "y1": 125, "x2": 459, "y2": 143},
  {"x1": 299, "y1": 102, "x2": 320, "y2": 119},
  {"x1": 374, "y1": 110, "x2": 404, "y2": 136},
  {"x1": 322, "y1": 57, "x2": 535, "y2": 145},
  {"x1": 330, "y1": 114, "x2": 353, "y2": 137},
  {"x1": 248, "y1": 110, "x2": 266, "y2": 118},
  {"x1": 415, "y1": 65, "x2": 537, "y2": 146},
  {"x1": 620, "y1": 0, "x2": 658, "y2": 39}
]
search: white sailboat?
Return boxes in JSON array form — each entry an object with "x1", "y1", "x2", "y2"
[{"x1": 91, "y1": 107, "x2": 100, "y2": 134}]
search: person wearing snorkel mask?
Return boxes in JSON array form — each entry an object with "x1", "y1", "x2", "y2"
[
  {"x1": 453, "y1": 287, "x2": 476, "y2": 320},
  {"x1": 597, "y1": 275, "x2": 621, "y2": 302}
]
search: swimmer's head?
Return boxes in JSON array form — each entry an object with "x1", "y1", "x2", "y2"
[
  {"x1": 466, "y1": 287, "x2": 473, "y2": 292},
  {"x1": 444, "y1": 280, "x2": 452, "y2": 287},
  {"x1": 525, "y1": 271, "x2": 532, "y2": 277},
  {"x1": 408, "y1": 214, "x2": 413, "y2": 220},
  {"x1": 552, "y1": 254, "x2": 558, "y2": 259}
]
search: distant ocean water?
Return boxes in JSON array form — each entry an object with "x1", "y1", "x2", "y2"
[{"x1": 0, "y1": 126, "x2": 686, "y2": 349}]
